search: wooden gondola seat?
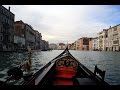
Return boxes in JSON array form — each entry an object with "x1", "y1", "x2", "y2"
[
  {"x1": 75, "y1": 65, "x2": 105, "y2": 85},
  {"x1": 53, "y1": 57, "x2": 78, "y2": 85},
  {"x1": 54, "y1": 66, "x2": 77, "y2": 85},
  {"x1": 75, "y1": 78, "x2": 97, "y2": 85},
  {"x1": 53, "y1": 78, "x2": 73, "y2": 85},
  {"x1": 55, "y1": 66, "x2": 77, "y2": 79}
]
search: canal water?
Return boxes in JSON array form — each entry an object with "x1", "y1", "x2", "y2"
[{"x1": 0, "y1": 50, "x2": 120, "y2": 85}]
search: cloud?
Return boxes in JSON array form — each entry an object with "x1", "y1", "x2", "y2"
[{"x1": 3, "y1": 5, "x2": 120, "y2": 44}]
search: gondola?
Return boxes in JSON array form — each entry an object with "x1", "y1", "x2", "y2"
[
  {"x1": 21, "y1": 47, "x2": 109, "y2": 85},
  {"x1": 0, "y1": 47, "x2": 109, "y2": 85}
]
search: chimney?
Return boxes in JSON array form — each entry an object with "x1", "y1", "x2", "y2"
[{"x1": 8, "y1": 6, "x2": 10, "y2": 11}]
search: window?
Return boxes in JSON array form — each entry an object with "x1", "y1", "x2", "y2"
[
  {"x1": 113, "y1": 40, "x2": 119, "y2": 44},
  {"x1": 113, "y1": 33, "x2": 118, "y2": 36}
]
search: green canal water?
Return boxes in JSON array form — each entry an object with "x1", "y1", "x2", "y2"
[{"x1": 0, "y1": 50, "x2": 120, "y2": 85}]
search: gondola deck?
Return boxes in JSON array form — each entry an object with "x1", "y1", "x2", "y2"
[
  {"x1": 0, "y1": 47, "x2": 109, "y2": 85},
  {"x1": 21, "y1": 47, "x2": 109, "y2": 85}
]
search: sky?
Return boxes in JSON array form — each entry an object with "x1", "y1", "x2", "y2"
[{"x1": 3, "y1": 5, "x2": 120, "y2": 44}]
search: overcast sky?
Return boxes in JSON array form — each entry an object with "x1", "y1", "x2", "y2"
[{"x1": 3, "y1": 5, "x2": 120, "y2": 44}]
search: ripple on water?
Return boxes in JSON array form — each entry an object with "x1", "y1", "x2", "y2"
[{"x1": 0, "y1": 50, "x2": 120, "y2": 85}]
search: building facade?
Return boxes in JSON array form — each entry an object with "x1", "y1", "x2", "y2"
[
  {"x1": 107, "y1": 25, "x2": 120, "y2": 51},
  {"x1": 14, "y1": 21, "x2": 25, "y2": 50},
  {"x1": 35, "y1": 30, "x2": 42, "y2": 50},
  {"x1": 0, "y1": 6, "x2": 15, "y2": 51},
  {"x1": 75, "y1": 39, "x2": 80, "y2": 50},
  {"x1": 112, "y1": 26, "x2": 119, "y2": 51},
  {"x1": 70, "y1": 42, "x2": 76, "y2": 50},
  {"x1": 98, "y1": 29, "x2": 108, "y2": 51},
  {"x1": 57, "y1": 43, "x2": 66, "y2": 50},
  {"x1": 89, "y1": 38, "x2": 93, "y2": 51},
  {"x1": 25, "y1": 23, "x2": 36, "y2": 50},
  {"x1": 79, "y1": 37, "x2": 89, "y2": 51},
  {"x1": 15, "y1": 20, "x2": 43, "y2": 50},
  {"x1": 49, "y1": 43, "x2": 57, "y2": 50},
  {"x1": 41, "y1": 40, "x2": 49, "y2": 51},
  {"x1": 92, "y1": 37, "x2": 98, "y2": 51}
]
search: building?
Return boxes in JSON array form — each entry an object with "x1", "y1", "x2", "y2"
[
  {"x1": 57, "y1": 43, "x2": 66, "y2": 50},
  {"x1": 49, "y1": 43, "x2": 57, "y2": 50},
  {"x1": 107, "y1": 25, "x2": 120, "y2": 51},
  {"x1": 118, "y1": 25, "x2": 120, "y2": 51},
  {"x1": 41, "y1": 40, "x2": 49, "y2": 51},
  {"x1": 75, "y1": 37, "x2": 91, "y2": 50},
  {"x1": 70, "y1": 42, "x2": 76, "y2": 50},
  {"x1": 98, "y1": 29, "x2": 108, "y2": 51},
  {"x1": 67, "y1": 44, "x2": 72, "y2": 50},
  {"x1": 79, "y1": 37, "x2": 89, "y2": 51},
  {"x1": 15, "y1": 20, "x2": 42, "y2": 50},
  {"x1": 92, "y1": 37, "x2": 98, "y2": 51},
  {"x1": 75, "y1": 39, "x2": 80, "y2": 50},
  {"x1": 35, "y1": 30, "x2": 42, "y2": 50},
  {"x1": 38, "y1": 32, "x2": 42, "y2": 50},
  {"x1": 14, "y1": 21, "x2": 25, "y2": 50},
  {"x1": 112, "y1": 26, "x2": 119, "y2": 51},
  {"x1": 14, "y1": 21, "x2": 36, "y2": 50},
  {"x1": 25, "y1": 23, "x2": 36, "y2": 50},
  {"x1": 89, "y1": 38, "x2": 93, "y2": 51},
  {"x1": 0, "y1": 6, "x2": 15, "y2": 51}
]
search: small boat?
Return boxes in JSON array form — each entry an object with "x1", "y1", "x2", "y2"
[{"x1": 21, "y1": 47, "x2": 109, "y2": 85}]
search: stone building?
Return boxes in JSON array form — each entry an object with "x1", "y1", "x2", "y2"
[
  {"x1": 98, "y1": 29, "x2": 108, "y2": 51},
  {"x1": 92, "y1": 37, "x2": 98, "y2": 51},
  {"x1": 70, "y1": 42, "x2": 76, "y2": 50},
  {"x1": 89, "y1": 38, "x2": 93, "y2": 51},
  {"x1": 112, "y1": 26, "x2": 119, "y2": 51},
  {"x1": 75, "y1": 39, "x2": 80, "y2": 50},
  {"x1": 79, "y1": 37, "x2": 89, "y2": 51},
  {"x1": 35, "y1": 30, "x2": 42, "y2": 50},
  {"x1": 15, "y1": 20, "x2": 41, "y2": 50},
  {"x1": 49, "y1": 43, "x2": 57, "y2": 50},
  {"x1": 57, "y1": 43, "x2": 66, "y2": 50},
  {"x1": 0, "y1": 5, "x2": 15, "y2": 51},
  {"x1": 41, "y1": 40, "x2": 49, "y2": 51},
  {"x1": 38, "y1": 32, "x2": 42, "y2": 50},
  {"x1": 75, "y1": 37, "x2": 90, "y2": 50},
  {"x1": 14, "y1": 21, "x2": 25, "y2": 50},
  {"x1": 67, "y1": 44, "x2": 72, "y2": 50},
  {"x1": 107, "y1": 25, "x2": 120, "y2": 51},
  {"x1": 25, "y1": 23, "x2": 36, "y2": 50}
]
